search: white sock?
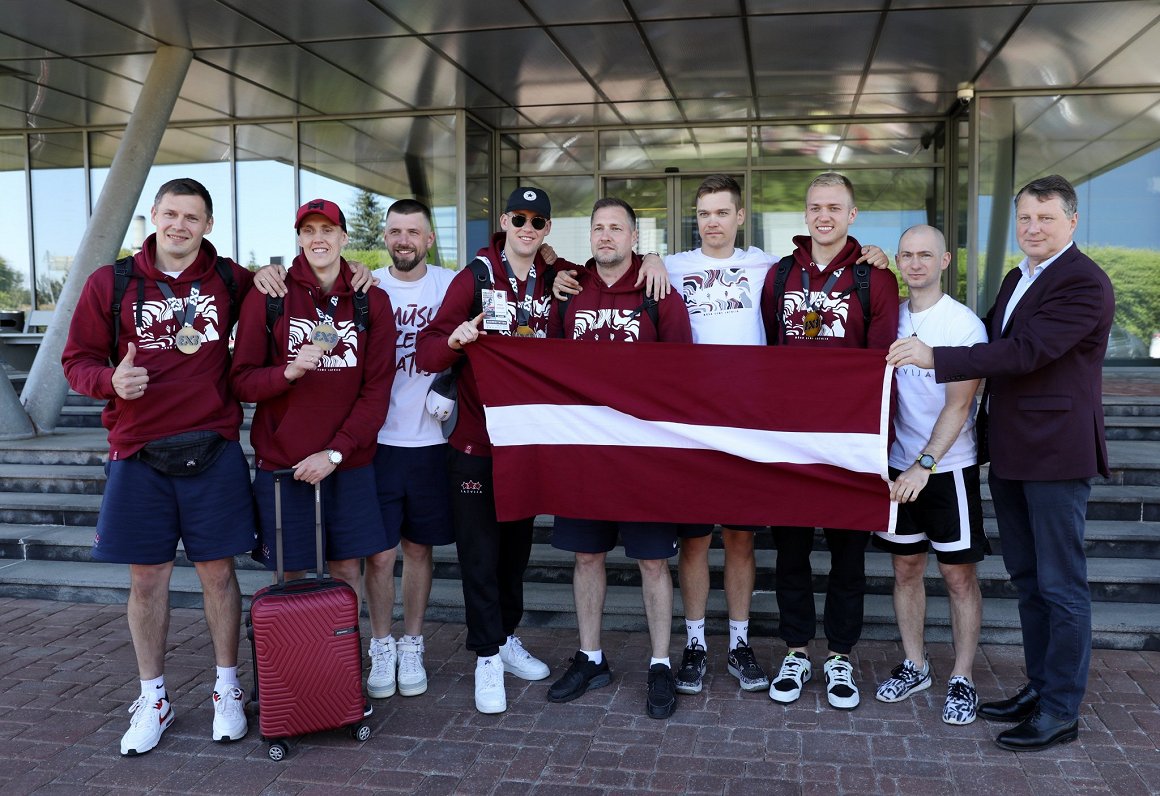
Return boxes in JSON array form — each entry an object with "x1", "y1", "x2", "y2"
[
  {"x1": 477, "y1": 653, "x2": 501, "y2": 666},
  {"x1": 141, "y1": 675, "x2": 166, "y2": 700},
  {"x1": 650, "y1": 657, "x2": 671, "y2": 669},
  {"x1": 214, "y1": 666, "x2": 239, "y2": 693},
  {"x1": 686, "y1": 618, "x2": 706, "y2": 649},
  {"x1": 730, "y1": 619, "x2": 750, "y2": 650},
  {"x1": 373, "y1": 635, "x2": 394, "y2": 646},
  {"x1": 580, "y1": 649, "x2": 603, "y2": 665},
  {"x1": 402, "y1": 634, "x2": 423, "y2": 647}
]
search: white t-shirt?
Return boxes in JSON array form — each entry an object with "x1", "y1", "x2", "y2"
[
  {"x1": 372, "y1": 264, "x2": 456, "y2": 447},
  {"x1": 665, "y1": 247, "x2": 776, "y2": 345},
  {"x1": 891, "y1": 293, "x2": 988, "y2": 471}
]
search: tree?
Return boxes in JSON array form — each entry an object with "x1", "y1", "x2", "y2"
[
  {"x1": 348, "y1": 189, "x2": 386, "y2": 250},
  {"x1": 0, "y1": 255, "x2": 30, "y2": 310}
]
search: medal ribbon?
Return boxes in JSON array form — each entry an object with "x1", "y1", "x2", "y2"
[
  {"x1": 499, "y1": 250, "x2": 537, "y2": 329},
  {"x1": 155, "y1": 280, "x2": 201, "y2": 329}
]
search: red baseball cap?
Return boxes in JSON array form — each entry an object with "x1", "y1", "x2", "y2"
[{"x1": 295, "y1": 198, "x2": 347, "y2": 231}]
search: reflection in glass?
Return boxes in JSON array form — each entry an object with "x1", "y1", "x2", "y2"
[
  {"x1": 300, "y1": 116, "x2": 459, "y2": 268},
  {"x1": 0, "y1": 137, "x2": 32, "y2": 311},
  {"x1": 31, "y1": 132, "x2": 86, "y2": 309},
  {"x1": 603, "y1": 178, "x2": 668, "y2": 257}
]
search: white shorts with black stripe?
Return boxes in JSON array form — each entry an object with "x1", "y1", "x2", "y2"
[{"x1": 873, "y1": 464, "x2": 989, "y2": 565}]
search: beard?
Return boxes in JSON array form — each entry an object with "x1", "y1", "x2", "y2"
[{"x1": 390, "y1": 249, "x2": 425, "y2": 272}]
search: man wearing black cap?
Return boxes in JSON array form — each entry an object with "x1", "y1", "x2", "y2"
[{"x1": 416, "y1": 187, "x2": 557, "y2": 714}]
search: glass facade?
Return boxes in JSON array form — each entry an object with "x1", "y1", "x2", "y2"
[
  {"x1": 976, "y1": 92, "x2": 1160, "y2": 360},
  {"x1": 0, "y1": 96, "x2": 1156, "y2": 358}
]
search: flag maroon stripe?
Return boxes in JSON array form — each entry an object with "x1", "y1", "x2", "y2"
[{"x1": 492, "y1": 445, "x2": 890, "y2": 531}]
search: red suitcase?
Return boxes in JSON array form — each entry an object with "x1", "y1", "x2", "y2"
[{"x1": 247, "y1": 470, "x2": 371, "y2": 761}]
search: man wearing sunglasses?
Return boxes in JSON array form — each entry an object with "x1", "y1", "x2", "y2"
[{"x1": 416, "y1": 187, "x2": 559, "y2": 714}]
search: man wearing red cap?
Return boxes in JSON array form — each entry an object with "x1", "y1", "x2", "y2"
[
  {"x1": 416, "y1": 186, "x2": 557, "y2": 714},
  {"x1": 231, "y1": 200, "x2": 397, "y2": 698}
]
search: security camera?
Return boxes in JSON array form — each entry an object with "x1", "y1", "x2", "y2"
[{"x1": 956, "y1": 83, "x2": 975, "y2": 103}]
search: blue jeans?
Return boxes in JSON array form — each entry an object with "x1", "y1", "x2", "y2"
[{"x1": 988, "y1": 473, "x2": 1092, "y2": 720}]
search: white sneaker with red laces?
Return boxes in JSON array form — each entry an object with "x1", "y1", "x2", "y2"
[{"x1": 120, "y1": 694, "x2": 175, "y2": 756}]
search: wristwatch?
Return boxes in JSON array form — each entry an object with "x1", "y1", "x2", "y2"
[
  {"x1": 325, "y1": 449, "x2": 343, "y2": 466},
  {"x1": 916, "y1": 453, "x2": 937, "y2": 472}
]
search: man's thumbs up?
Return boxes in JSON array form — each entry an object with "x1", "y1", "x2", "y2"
[{"x1": 113, "y1": 342, "x2": 149, "y2": 400}]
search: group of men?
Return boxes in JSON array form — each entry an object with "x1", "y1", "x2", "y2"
[{"x1": 65, "y1": 165, "x2": 1111, "y2": 757}]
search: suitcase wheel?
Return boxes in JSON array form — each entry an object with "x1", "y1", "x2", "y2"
[
  {"x1": 351, "y1": 722, "x2": 372, "y2": 742},
  {"x1": 267, "y1": 740, "x2": 290, "y2": 761}
]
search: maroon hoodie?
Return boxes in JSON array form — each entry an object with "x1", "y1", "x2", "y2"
[
  {"x1": 415, "y1": 231, "x2": 558, "y2": 457},
  {"x1": 62, "y1": 234, "x2": 254, "y2": 459},
  {"x1": 230, "y1": 254, "x2": 396, "y2": 470},
  {"x1": 549, "y1": 254, "x2": 692, "y2": 343},
  {"x1": 760, "y1": 235, "x2": 899, "y2": 350}
]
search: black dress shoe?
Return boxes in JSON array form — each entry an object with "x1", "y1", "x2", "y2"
[
  {"x1": 979, "y1": 683, "x2": 1040, "y2": 722},
  {"x1": 547, "y1": 652, "x2": 612, "y2": 703},
  {"x1": 995, "y1": 707, "x2": 1078, "y2": 751}
]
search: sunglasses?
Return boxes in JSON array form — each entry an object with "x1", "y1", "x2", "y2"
[{"x1": 509, "y1": 213, "x2": 548, "y2": 230}]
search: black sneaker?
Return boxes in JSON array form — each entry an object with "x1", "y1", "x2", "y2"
[
  {"x1": 646, "y1": 663, "x2": 677, "y2": 719},
  {"x1": 726, "y1": 640, "x2": 770, "y2": 692},
  {"x1": 547, "y1": 652, "x2": 612, "y2": 703},
  {"x1": 675, "y1": 640, "x2": 708, "y2": 695}
]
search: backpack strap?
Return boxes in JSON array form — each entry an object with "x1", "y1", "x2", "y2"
[
  {"x1": 264, "y1": 294, "x2": 284, "y2": 335},
  {"x1": 109, "y1": 256, "x2": 145, "y2": 366},
  {"x1": 214, "y1": 256, "x2": 240, "y2": 329},
  {"x1": 769, "y1": 255, "x2": 796, "y2": 346},
  {"x1": 466, "y1": 257, "x2": 492, "y2": 319},
  {"x1": 852, "y1": 262, "x2": 872, "y2": 341},
  {"x1": 352, "y1": 290, "x2": 371, "y2": 333}
]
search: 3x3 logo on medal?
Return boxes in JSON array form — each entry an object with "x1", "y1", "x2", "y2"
[{"x1": 460, "y1": 479, "x2": 483, "y2": 495}]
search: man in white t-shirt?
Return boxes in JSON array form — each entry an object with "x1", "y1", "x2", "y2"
[
  {"x1": 873, "y1": 224, "x2": 989, "y2": 725},
  {"x1": 364, "y1": 199, "x2": 456, "y2": 701}
]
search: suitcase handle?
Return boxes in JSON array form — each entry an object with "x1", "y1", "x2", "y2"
[{"x1": 272, "y1": 468, "x2": 326, "y2": 585}]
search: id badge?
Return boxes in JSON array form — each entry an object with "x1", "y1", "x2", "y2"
[{"x1": 482, "y1": 290, "x2": 509, "y2": 331}]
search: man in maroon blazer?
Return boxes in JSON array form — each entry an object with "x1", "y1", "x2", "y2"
[{"x1": 887, "y1": 174, "x2": 1114, "y2": 752}]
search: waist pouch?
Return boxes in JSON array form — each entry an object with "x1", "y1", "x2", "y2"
[{"x1": 136, "y1": 430, "x2": 229, "y2": 476}]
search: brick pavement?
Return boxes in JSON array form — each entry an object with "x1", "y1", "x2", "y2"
[{"x1": 1, "y1": 597, "x2": 1158, "y2": 795}]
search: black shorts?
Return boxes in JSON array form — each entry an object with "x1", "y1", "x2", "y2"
[{"x1": 873, "y1": 465, "x2": 989, "y2": 565}]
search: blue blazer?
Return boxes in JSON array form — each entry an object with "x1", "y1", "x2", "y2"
[{"x1": 933, "y1": 243, "x2": 1114, "y2": 481}]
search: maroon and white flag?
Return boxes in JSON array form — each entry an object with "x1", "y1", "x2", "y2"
[{"x1": 469, "y1": 337, "x2": 896, "y2": 532}]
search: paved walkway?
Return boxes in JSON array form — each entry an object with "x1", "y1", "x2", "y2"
[{"x1": 1, "y1": 598, "x2": 1158, "y2": 795}]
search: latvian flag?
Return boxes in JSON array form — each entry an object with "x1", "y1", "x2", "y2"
[{"x1": 469, "y1": 337, "x2": 896, "y2": 532}]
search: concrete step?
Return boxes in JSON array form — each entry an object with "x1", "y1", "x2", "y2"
[
  {"x1": 0, "y1": 493, "x2": 102, "y2": 526},
  {"x1": 0, "y1": 559, "x2": 1154, "y2": 650},
  {"x1": 1104, "y1": 416, "x2": 1160, "y2": 441},
  {"x1": 6, "y1": 526, "x2": 1160, "y2": 604},
  {"x1": 1102, "y1": 395, "x2": 1160, "y2": 417}
]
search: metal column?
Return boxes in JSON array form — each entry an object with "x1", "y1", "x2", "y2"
[{"x1": 3, "y1": 46, "x2": 193, "y2": 436}]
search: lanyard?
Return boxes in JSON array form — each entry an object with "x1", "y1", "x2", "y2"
[
  {"x1": 310, "y1": 290, "x2": 339, "y2": 325},
  {"x1": 798, "y1": 263, "x2": 844, "y2": 310},
  {"x1": 155, "y1": 280, "x2": 201, "y2": 328},
  {"x1": 499, "y1": 250, "x2": 537, "y2": 328}
]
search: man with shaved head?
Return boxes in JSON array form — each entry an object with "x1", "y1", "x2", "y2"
[{"x1": 873, "y1": 225, "x2": 988, "y2": 726}]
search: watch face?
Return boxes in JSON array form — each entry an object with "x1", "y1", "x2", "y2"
[
  {"x1": 918, "y1": 454, "x2": 935, "y2": 469},
  {"x1": 328, "y1": 450, "x2": 342, "y2": 465}
]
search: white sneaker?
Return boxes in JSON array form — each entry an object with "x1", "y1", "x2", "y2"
[
  {"x1": 120, "y1": 694, "x2": 174, "y2": 756},
  {"x1": 367, "y1": 637, "x2": 397, "y2": 699},
  {"x1": 397, "y1": 639, "x2": 428, "y2": 697},
  {"x1": 824, "y1": 654, "x2": 860, "y2": 710},
  {"x1": 474, "y1": 655, "x2": 507, "y2": 714},
  {"x1": 211, "y1": 686, "x2": 248, "y2": 742},
  {"x1": 770, "y1": 652, "x2": 812, "y2": 704},
  {"x1": 499, "y1": 635, "x2": 550, "y2": 681}
]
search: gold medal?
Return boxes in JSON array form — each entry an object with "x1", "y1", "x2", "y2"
[
  {"x1": 175, "y1": 324, "x2": 202, "y2": 354},
  {"x1": 515, "y1": 324, "x2": 534, "y2": 337},
  {"x1": 803, "y1": 310, "x2": 821, "y2": 338},
  {"x1": 310, "y1": 322, "x2": 339, "y2": 352}
]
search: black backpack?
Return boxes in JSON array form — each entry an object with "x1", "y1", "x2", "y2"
[
  {"x1": 768, "y1": 255, "x2": 871, "y2": 345},
  {"x1": 110, "y1": 255, "x2": 239, "y2": 365}
]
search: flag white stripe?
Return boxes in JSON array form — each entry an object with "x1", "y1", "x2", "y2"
[{"x1": 485, "y1": 403, "x2": 886, "y2": 474}]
